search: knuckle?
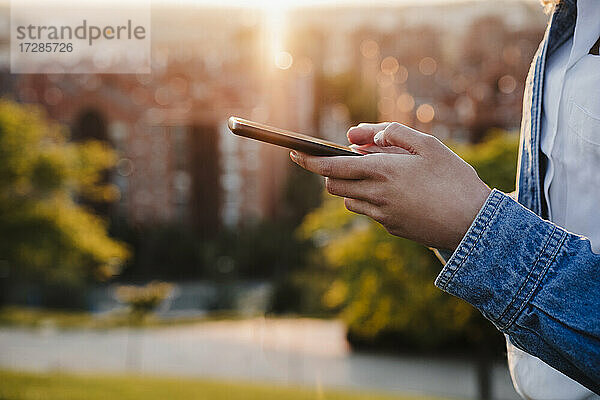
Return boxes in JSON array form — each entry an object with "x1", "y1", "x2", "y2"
[
  {"x1": 370, "y1": 170, "x2": 386, "y2": 182},
  {"x1": 373, "y1": 190, "x2": 387, "y2": 206},
  {"x1": 366, "y1": 158, "x2": 388, "y2": 181},
  {"x1": 344, "y1": 198, "x2": 356, "y2": 212},
  {"x1": 379, "y1": 156, "x2": 395, "y2": 175},
  {"x1": 321, "y1": 162, "x2": 333, "y2": 176},
  {"x1": 325, "y1": 178, "x2": 337, "y2": 194},
  {"x1": 387, "y1": 122, "x2": 403, "y2": 132},
  {"x1": 375, "y1": 211, "x2": 387, "y2": 223},
  {"x1": 376, "y1": 214, "x2": 393, "y2": 230},
  {"x1": 384, "y1": 225, "x2": 397, "y2": 236},
  {"x1": 421, "y1": 134, "x2": 438, "y2": 147}
]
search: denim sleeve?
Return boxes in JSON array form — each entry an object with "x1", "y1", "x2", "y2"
[{"x1": 435, "y1": 189, "x2": 600, "y2": 394}]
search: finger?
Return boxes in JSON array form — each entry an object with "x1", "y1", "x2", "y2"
[
  {"x1": 350, "y1": 143, "x2": 411, "y2": 155},
  {"x1": 373, "y1": 122, "x2": 435, "y2": 155},
  {"x1": 344, "y1": 197, "x2": 382, "y2": 220},
  {"x1": 325, "y1": 178, "x2": 383, "y2": 205},
  {"x1": 347, "y1": 122, "x2": 391, "y2": 145},
  {"x1": 290, "y1": 151, "x2": 372, "y2": 179}
]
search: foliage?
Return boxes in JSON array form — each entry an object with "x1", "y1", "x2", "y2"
[
  {"x1": 0, "y1": 369, "x2": 449, "y2": 400},
  {"x1": 110, "y1": 166, "x2": 321, "y2": 313},
  {"x1": 299, "y1": 131, "x2": 520, "y2": 352},
  {"x1": 0, "y1": 306, "x2": 97, "y2": 329},
  {"x1": 0, "y1": 100, "x2": 128, "y2": 297},
  {"x1": 114, "y1": 220, "x2": 312, "y2": 282},
  {"x1": 281, "y1": 165, "x2": 323, "y2": 226},
  {"x1": 110, "y1": 223, "x2": 206, "y2": 281},
  {"x1": 452, "y1": 129, "x2": 519, "y2": 193},
  {"x1": 208, "y1": 221, "x2": 312, "y2": 280},
  {"x1": 115, "y1": 281, "x2": 173, "y2": 318}
]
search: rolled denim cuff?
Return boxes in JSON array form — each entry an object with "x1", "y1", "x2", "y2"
[{"x1": 434, "y1": 189, "x2": 567, "y2": 331}]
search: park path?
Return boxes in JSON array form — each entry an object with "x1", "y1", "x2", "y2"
[{"x1": 0, "y1": 318, "x2": 520, "y2": 400}]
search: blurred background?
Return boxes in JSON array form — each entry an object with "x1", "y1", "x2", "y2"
[{"x1": 0, "y1": 1, "x2": 548, "y2": 399}]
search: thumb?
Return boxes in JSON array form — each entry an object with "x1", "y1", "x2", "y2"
[{"x1": 373, "y1": 122, "x2": 433, "y2": 155}]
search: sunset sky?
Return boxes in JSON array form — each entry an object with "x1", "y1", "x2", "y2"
[{"x1": 158, "y1": 0, "x2": 538, "y2": 8}]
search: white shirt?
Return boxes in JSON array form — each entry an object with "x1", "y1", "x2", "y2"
[{"x1": 507, "y1": 1, "x2": 600, "y2": 399}]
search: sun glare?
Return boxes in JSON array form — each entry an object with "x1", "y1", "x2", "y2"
[{"x1": 264, "y1": 4, "x2": 289, "y2": 70}]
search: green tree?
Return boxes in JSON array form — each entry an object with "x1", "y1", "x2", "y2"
[
  {"x1": 0, "y1": 100, "x2": 128, "y2": 304},
  {"x1": 299, "y1": 131, "x2": 519, "y2": 352},
  {"x1": 299, "y1": 131, "x2": 519, "y2": 399}
]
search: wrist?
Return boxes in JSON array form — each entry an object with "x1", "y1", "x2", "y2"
[{"x1": 451, "y1": 183, "x2": 492, "y2": 250}]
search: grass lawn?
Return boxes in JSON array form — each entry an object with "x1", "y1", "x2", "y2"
[
  {"x1": 0, "y1": 306, "x2": 240, "y2": 330},
  {"x1": 0, "y1": 370, "x2": 449, "y2": 400}
]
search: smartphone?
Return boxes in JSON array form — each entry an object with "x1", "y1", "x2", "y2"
[{"x1": 228, "y1": 116, "x2": 361, "y2": 157}]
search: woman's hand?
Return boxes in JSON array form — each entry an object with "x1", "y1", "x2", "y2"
[{"x1": 289, "y1": 122, "x2": 491, "y2": 250}]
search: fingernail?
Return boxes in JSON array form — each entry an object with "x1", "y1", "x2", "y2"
[
  {"x1": 290, "y1": 150, "x2": 298, "y2": 161},
  {"x1": 374, "y1": 131, "x2": 383, "y2": 144}
]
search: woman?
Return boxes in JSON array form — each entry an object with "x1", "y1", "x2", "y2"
[{"x1": 290, "y1": 0, "x2": 600, "y2": 397}]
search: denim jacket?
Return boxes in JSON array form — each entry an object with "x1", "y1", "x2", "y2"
[{"x1": 434, "y1": 0, "x2": 600, "y2": 393}]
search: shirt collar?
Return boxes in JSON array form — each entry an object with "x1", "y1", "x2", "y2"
[{"x1": 567, "y1": 0, "x2": 600, "y2": 67}]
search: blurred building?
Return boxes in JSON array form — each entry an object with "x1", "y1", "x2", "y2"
[
  {"x1": 0, "y1": 1, "x2": 548, "y2": 231},
  {"x1": 287, "y1": 1, "x2": 547, "y2": 142},
  {"x1": 1, "y1": 7, "x2": 303, "y2": 235}
]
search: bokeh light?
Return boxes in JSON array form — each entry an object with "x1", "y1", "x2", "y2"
[
  {"x1": 154, "y1": 86, "x2": 170, "y2": 105},
  {"x1": 381, "y1": 56, "x2": 399, "y2": 75},
  {"x1": 360, "y1": 39, "x2": 379, "y2": 59},
  {"x1": 275, "y1": 51, "x2": 294, "y2": 69},
  {"x1": 378, "y1": 97, "x2": 396, "y2": 115},
  {"x1": 116, "y1": 158, "x2": 134, "y2": 177},
  {"x1": 498, "y1": 75, "x2": 517, "y2": 94},
  {"x1": 376, "y1": 72, "x2": 394, "y2": 87},
  {"x1": 397, "y1": 93, "x2": 415, "y2": 113},
  {"x1": 416, "y1": 103, "x2": 435, "y2": 123},
  {"x1": 418, "y1": 57, "x2": 437, "y2": 76},
  {"x1": 44, "y1": 87, "x2": 63, "y2": 105},
  {"x1": 395, "y1": 65, "x2": 409, "y2": 84},
  {"x1": 455, "y1": 96, "x2": 476, "y2": 122}
]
